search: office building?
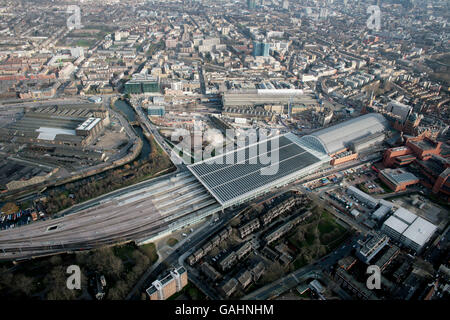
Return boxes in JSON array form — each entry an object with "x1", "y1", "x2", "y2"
[
  {"x1": 124, "y1": 74, "x2": 160, "y2": 94},
  {"x1": 146, "y1": 266, "x2": 188, "y2": 300},
  {"x1": 356, "y1": 232, "x2": 390, "y2": 264},
  {"x1": 247, "y1": 0, "x2": 256, "y2": 10},
  {"x1": 252, "y1": 41, "x2": 270, "y2": 57},
  {"x1": 148, "y1": 104, "x2": 165, "y2": 117},
  {"x1": 379, "y1": 168, "x2": 419, "y2": 192}
]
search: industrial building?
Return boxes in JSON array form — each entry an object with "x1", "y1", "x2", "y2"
[
  {"x1": 222, "y1": 89, "x2": 317, "y2": 111},
  {"x1": 347, "y1": 186, "x2": 379, "y2": 209},
  {"x1": 381, "y1": 208, "x2": 437, "y2": 253},
  {"x1": 371, "y1": 200, "x2": 394, "y2": 220},
  {"x1": 0, "y1": 104, "x2": 109, "y2": 148},
  {"x1": 75, "y1": 117, "x2": 103, "y2": 137},
  {"x1": 146, "y1": 266, "x2": 188, "y2": 300}
]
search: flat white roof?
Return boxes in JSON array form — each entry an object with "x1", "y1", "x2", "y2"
[
  {"x1": 37, "y1": 127, "x2": 76, "y2": 141},
  {"x1": 76, "y1": 117, "x2": 101, "y2": 131},
  {"x1": 383, "y1": 216, "x2": 409, "y2": 234},
  {"x1": 393, "y1": 207, "x2": 417, "y2": 225},
  {"x1": 402, "y1": 217, "x2": 437, "y2": 247}
]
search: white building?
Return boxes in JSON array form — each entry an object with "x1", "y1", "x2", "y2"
[{"x1": 381, "y1": 207, "x2": 437, "y2": 253}]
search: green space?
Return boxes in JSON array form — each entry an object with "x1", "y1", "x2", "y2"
[
  {"x1": 288, "y1": 208, "x2": 351, "y2": 272},
  {"x1": 167, "y1": 281, "x2": 206, "y2": 300},
  {"x1": 356, "y1": 183, "x2": 370, "y2": 194},
  {"x1": 146, "y1": 40, "x2": 165, "y2": 57},
  {"x1": 75, "y1": 39, "x2": 97, "y2": 48},
  {"x1": 167, "y1": 238, "x2": 179, "y2": 247},
  {"x1": 0, "y1": 242, "x2": 158, "y2": 300}
]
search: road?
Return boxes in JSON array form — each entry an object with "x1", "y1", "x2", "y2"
[
  {"x1": 127, "y1": 207, "x2": 241, "y2": 300},
  {"x1": 242, "y1": 233, "x2": 363, "y2": 300},
  {"x1": 127, "y1": 186, "x2": 303, "y2": 300}
]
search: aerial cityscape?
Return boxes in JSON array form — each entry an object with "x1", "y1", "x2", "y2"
[{"x1": 0, "y1": 0, "x2": 449, "y2": 304}]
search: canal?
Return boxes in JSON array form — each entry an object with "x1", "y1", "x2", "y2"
[{"x1": 114, "y1": 99, "x2": 151, "y2": 161}]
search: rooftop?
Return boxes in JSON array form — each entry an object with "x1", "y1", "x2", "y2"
[
  {"x1": 76, "y1": 117, "x2": 101, "y2": 131},
  {"x1": 188, "y1": 132, "x2": 329, "y2": 207},
  {"x1": 402, "y1": 217, "x2": 437, "y2": 247},
  {"x1": 380, "y1": 168, "x2": 419, "y2": 186},
  {"x1": 309, "y1": 113, "x2": 389, "y2": 154},
  {"x1": 393, "y1": 207, "x2": 417, "y2": 225},
  {"x1": 383, "y1": 215, "x2": 409, "y2": 234}
]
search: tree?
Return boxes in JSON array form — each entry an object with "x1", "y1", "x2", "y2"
[
  {"x1": 131, "y1": 250, "x2": 149, "y2": 268},
  {"x1": 13, "y1": 274, "x2": 35, "y2": 296},
  {"x1": 49, "y1": 255, "x2": 62, "y2": 266},
  {"x1": 89, "y1": 247, "x2": 123, "y2": 279},
  {"x1": 108, "y1": 280, "x2": 128, "y2": 300},
  {"x1": 0, "y1": 267, "x2": 14, "y2": 294},
  {"x1": 44, "y1": 266, "x2": 77, "y2": 300}
]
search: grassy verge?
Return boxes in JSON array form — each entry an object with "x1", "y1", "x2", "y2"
[
  {"x1": 167, "y1": 238, "x2": 179, "y2": 247},
  {"x1": 167, "y1": 281, "x2": 206, "y2": 300}
]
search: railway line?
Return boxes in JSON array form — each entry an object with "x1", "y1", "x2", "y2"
[{"x1": 0, "y1": 170, "x2": 221, "y2": 260}]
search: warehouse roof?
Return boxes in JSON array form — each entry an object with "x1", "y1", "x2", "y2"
[
  {"x1": 383, "y1": 215, "x2": 409, "y2": 234},
  {"x1": 393, "y1": 207, "x2": 417, "y2": 225},
  {"x1": 402, "y1": 217, "x2": 437, "y2": 247},
  {"x1": 76, "y1": 117, "x2": 101, "y2": 131},
  {"x1": 36, "y1": 127, "x2": 76, "y2": 140}
]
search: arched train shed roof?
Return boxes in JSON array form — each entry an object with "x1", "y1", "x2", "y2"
[{"x1": 306, "y1": 113, "x2": 389, "y2": 155}]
